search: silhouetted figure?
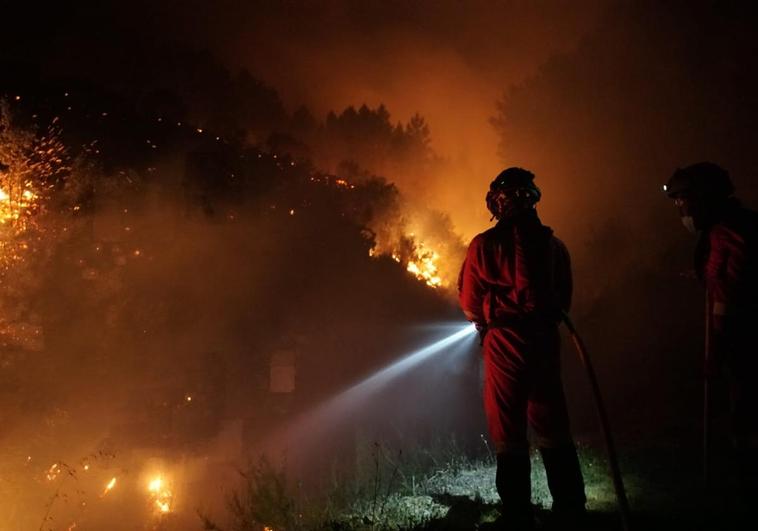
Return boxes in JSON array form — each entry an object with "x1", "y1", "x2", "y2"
[
  {"x1": 459, "y1": 168, "x2": 586, "y2": 530},
  {"x1": 665, "y1": 162, "x2": 758, "y2": 509}
]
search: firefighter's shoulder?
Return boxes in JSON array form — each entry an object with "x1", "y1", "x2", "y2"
[
  {"x1": 463, "y1": 232, "x2": 496, "y2": 265},
  {"x1": 466, "y1": 231, "x2": 490, "y2": 249},
  {"x1": 709, "y1": 220, "x2": 746, "y2": 254},
  {"x1": 476, "y1": 226, "x2": 504, "y2": 243},
  {"x1": 550, "y1": 234, "x2": 571, "y2": 260}
]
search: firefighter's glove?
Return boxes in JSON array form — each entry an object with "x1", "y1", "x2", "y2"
[{"x1": 475, "y1": 323, "x2": 488, "y2": 347}]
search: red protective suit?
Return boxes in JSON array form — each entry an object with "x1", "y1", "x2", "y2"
[
  {"x1": 459, "y1": 214, "x2": 574, "y2": 454},
  {"x1": 697, "y1": 201, "x2": 758, "y2": 449}
]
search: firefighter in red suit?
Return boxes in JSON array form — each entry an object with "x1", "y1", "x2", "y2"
[
  {"x1": 459, "y1": 168, "x2": 585, "y2": 529},
  {"x1": 665, "y1": 162, "x2": 758, "y2": 505}
]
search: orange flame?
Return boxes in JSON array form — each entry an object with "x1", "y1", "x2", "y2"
[{"x1": 148, "y1": 475, "x2": 173, "y2": 514}]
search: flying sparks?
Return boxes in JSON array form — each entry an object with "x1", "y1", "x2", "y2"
[{"x1": 406, "y1": 242, "x2": 443, "y2": 288}]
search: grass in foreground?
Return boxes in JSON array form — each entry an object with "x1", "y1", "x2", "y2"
[{"x1": 200, "y1": 441, "x2": 753, "y2": 530}]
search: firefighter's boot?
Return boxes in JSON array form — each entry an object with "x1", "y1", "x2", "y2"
[
  {"x1": 540, "y1": 445, "x2": 587, "y2": 527},
  {"x1": 495, "y1": 452, "x2": 534, "y2": 530}
]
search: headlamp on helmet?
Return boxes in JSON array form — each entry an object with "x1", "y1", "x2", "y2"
[{"x1": 664, "y1": 162, "x2": 734, "y2": 199}]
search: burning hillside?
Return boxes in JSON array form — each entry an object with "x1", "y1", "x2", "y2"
[
  {"x1": 0, "y1": 82, "x2": 467, "y2": 530},
  {"x1": 308, "y1": 172, "x2": 462, "y2": 290}
]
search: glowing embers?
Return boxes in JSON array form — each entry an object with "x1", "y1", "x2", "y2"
[
  {"x1": 308, "y1": 173, "x2": 356, "y2": 189},
  {"x1": 46, "y1": 462, "x2": 61, "y2": 481},
  {"x1": 102, "y1": 476, "x2": 117, "y2": 496},
  {"x1": 147, "y1": 475, "x2": 173, "y2": 514}
]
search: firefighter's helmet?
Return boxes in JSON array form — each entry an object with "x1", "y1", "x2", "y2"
[
  {"x1": 664, "y1": 162, "x2": 734, "y2": 199},
  {"x1": 486, "y1": 167, "x2": 541, "y2": 220}
]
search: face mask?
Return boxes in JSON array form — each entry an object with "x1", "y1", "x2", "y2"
[{"x1": 681, "y1": 215, "x2": 697, "y2": 234}]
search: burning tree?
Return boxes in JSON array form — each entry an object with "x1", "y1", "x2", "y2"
[
  {"x1": 0, "y1": 99, "x2": 69, "y2": 263},
  {"x1": 0, "y1": 99, "x2": 70, "y2": 352}
]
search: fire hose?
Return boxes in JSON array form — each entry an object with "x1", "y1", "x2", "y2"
[
  {"x1": 562, "y1": 313, "x2": 632, "y2": 531},
  {"x1": 703, "y1": 290, "x2": 712, "y2": 493}
]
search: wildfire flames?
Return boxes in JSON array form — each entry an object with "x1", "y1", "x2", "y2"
[
  {"x1": 405, "y1": 242, "x2": 443, "y2": 288},
  {"x1": 0, "y1": 182, "x2": 39, "y2": 266},
  {"x1": 374, "y1": 239, "x2": 446, "y2": 289},
  {"x1": 0, "y1": 186, "x2": 37, "y2": 225},
  {"x1": 148, "y1": 475, "x2": 173, "y2": 514},
  {"x1": 310, "y1": 172, "x2": 453, "y2": 289}
]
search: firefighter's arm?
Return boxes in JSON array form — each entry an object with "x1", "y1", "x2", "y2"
[
  {"x1": 458, "y1": 235, "x2": 488, "y2": 328},
  {"x1": 705, "y1": 227, "x2": 744, "y2": 372}
]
